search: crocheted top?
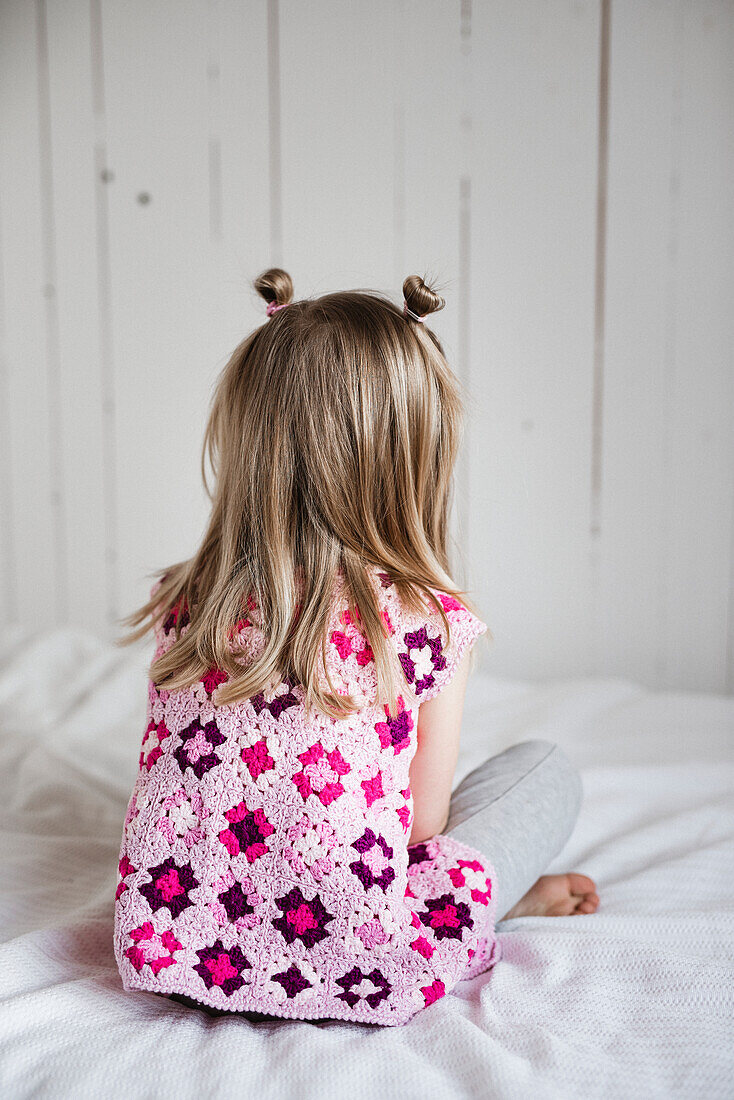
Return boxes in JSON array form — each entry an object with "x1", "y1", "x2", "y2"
[{"x1": 113, "y1": 565, "x2": 500, "y2": 1026}]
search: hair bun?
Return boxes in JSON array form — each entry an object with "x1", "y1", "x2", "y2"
[
  {"x1": 254, "y1": 267, "x2": 294, "y2": 307},
  {"x1": 402, "y1": 275, "x2": 445, "y2": 319}
]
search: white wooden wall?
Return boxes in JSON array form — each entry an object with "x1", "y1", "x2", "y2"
[{"x1": 1, "y1": 0, "x2": 733, "y2": 694}]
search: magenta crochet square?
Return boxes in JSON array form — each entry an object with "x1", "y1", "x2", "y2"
[{"x1": 113, "y1": 566, "x2": 499, "y2": 1025}]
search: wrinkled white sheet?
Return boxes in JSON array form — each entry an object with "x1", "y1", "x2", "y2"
[{"x1": 0, "y1": 627, "x2": 732, "y2": 1099}]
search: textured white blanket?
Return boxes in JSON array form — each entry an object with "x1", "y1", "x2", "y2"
[{"x1": 0, "y1": 627, "x2": 732, "y2": 1099}]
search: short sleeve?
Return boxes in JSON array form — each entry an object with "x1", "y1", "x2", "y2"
[{"x1": 391, "y1": 588, "x2": 488, "y2": 705}]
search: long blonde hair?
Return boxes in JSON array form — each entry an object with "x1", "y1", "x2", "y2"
[{"x1": 117, "y1": 269, "x2": 488, "y2": 719}]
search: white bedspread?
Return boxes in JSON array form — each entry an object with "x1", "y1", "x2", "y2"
[{"x1": 0, "y1": 627, "x2": 732, "y2": 1099}]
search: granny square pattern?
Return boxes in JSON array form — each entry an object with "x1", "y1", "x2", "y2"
[
  {"x1": 138, "y1": 857, "x2": 199, "y2": 918},
  {"x1": 194, "y1": 940, "x2": 251, "y2": 995},
  {"x1": 292, "y1": 743, "x2": 351, "y2": 806},
  {"x1": 349, "y1": 829, "x2": 395, "y2": 891},
  {"x1": 272, "y1": 886, "x2": 335, "y2": 947},
  {"x1": 113, "y1": 565, "x2": 498, "y2": 1025},
  {"x1": 174, "y1": 719, "x2": 226, "y2": 779},
  {"x1": 218, "y1": 800, "x2": 275, "y2": 862},
  {"x1": 397, "y1": 626, "x2": 448, "y2": 697}
]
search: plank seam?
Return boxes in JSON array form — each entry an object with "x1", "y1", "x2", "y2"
[
  {"x1": 0, "y1": 202, "x2": 19, "y2": 623},
  {"x1": 590, "y1": 0, "x2": 611, "y2": 542},
  {"x1": 90, "y1": 0, "x2": 120, "y2": 630},
  {"x1": 457, "y1": 0, "x2": 472, "y2": 590},
  {"x1": 36, "y1": 0, "x2": 68, "y2": 624},
  {"x1": 267, "y1": 0, "x2": 283, "y2": 265}
]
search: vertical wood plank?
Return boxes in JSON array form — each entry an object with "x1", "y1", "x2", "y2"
[
  {"x1": 35, "y1": 0, "x2": 69, "y2": 623},
  {"x1": 398, "y1": 1, "x2": 469, "y2": 586},
  {"x1": 601, "y1": 0, "x2": 734, "y2": 693},
  {"x1": 728, "y1": 481, "x2": 734, "y2": 694},
  {"x1": 279, "y1": 0, "x2": 397, "y2": 296},
  {"x1": 90, "y1": 0, "x2": 120, "y2": 631},
  {"x1": 468, "y1": 0, "x2": 602, "y2": 679},
  {"x1": 393, "y1": 0, "x2": 462, "y2": 346},
  {"x1": 0, "y1": 0, "x2": 58, "y2": 625},
  {"x1": 600, "y1": 0, "x2": 686, "y2": 689},
  {"x1": 266, "y1": 0, "x2": 283, "y2": 265},
  {"x1": 457, "y1": 0, "x2": 474, "y2": 589},
  {"x1": 101, "y1": 0, "x2": 211, "y2": 627},
  {"x1": 0, "y1": 215, "x2": 18, "y2": 626},
  {"x1": 44, "y1": 0, "x2": 108, "y2": 633},
  {"x1": 212, "y1": 0, "x2": 271, "y2": 344},
  {"x1": 665, "y1": 0, "x2": 734, "y2": 690},
  {"x1": 100, "y1": 0, "x2": 270, "y2": 629}
]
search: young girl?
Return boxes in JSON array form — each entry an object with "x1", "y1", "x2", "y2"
[{"x1": 113, "y1": 270, "x2": 598, "y2": 1027}]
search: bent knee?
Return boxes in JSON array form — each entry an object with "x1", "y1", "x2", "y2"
[
  {"x1": 543, "y1": 742, "x2": 583, "y2": 817},
  {"x1": 506, "y1": 738, "x2": 558, "y2": 768},
  {"x1": 512, "y1": 739, "x2": 583, "y2": 813}
]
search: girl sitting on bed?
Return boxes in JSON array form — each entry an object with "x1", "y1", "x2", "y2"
[{"x1": 113, "y1": 269, "x2": 599, "y2": 1026}]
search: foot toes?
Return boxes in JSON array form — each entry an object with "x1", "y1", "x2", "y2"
[
  {"x1": 567, "y1": 872, "x2": 596, "y2": 895},
  {"x1": 574, "y1": 892, "x2": 600, "y2": 913}
]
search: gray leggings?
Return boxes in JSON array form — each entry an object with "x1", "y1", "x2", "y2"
[{"x1": 444, "y1": 740, "x2": 583, "y2": 922}]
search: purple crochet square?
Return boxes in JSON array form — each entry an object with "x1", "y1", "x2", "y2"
[
  {"x1": 272, "y1": 886, "x2": 335, "y2": 948},
  {"x1": 349, "y1": 828, "x2": 395, "y2": 891},
  {"x1": 194, "y1": 939, "x2": 252, "y2": 995},
  {"x1": 138, "y1": 857, "x2": 198, "y2": 918},
  {"x1": 174, "y1": 718, "x2": 226, "y2": 779}
]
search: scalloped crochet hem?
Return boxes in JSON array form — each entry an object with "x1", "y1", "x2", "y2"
[{"x1": 125, "y1": 976, "x2": 423, "y2": 1027}]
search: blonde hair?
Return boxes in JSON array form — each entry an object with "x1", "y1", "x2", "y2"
[{"x1": 117, "y1": 269, "x2": 488, "y2": 719}]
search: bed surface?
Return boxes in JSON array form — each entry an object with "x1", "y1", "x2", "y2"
[{"x1": 0, "y1": 627, "x2": 732, "y2": 1099}]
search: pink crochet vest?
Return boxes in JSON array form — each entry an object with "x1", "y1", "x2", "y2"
[{"x1": 113, "y1": 566, "x2": 499, "y2": 1025}]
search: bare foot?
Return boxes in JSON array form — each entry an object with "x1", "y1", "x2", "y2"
[{"x1": 501, "y1": 873, "x2": 599, "y2": 921}]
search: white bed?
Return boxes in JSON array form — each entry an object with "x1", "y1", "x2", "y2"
[{"x1": 0, "y1": 626, "x2": 732, "y2": 1099}]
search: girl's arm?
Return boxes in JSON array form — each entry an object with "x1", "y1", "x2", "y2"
[{"x1": 407, "y1": 648, "x2": 472, "y2": 845}]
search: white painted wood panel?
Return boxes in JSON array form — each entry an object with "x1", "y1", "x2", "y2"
[
  {"x1": 601, "y1": 0, "x2": 734, "y2": 693},
  {"x1": 468, "y1": 0, "x2": 602, "y2": 679},
  {"x1": 210, "y1": 0, "x2": 272, "y2": 345},
  {"x1": 664, "y1": 0, "x2": 734, "y2": 691},
  {"x1": 396, "y1": 1, "x2": 468, "y2": 584},
  {"x1": 100, "y1": 0, "x2": 270, "y2": 628},
  {"x1": 44, "y1": 0, "x2": 109, "y2": 633},
  {"x1": 0, "y1": 0, "x2": 732, "y2": 693},
  {"x1": 394, "y1": 0, "x2": 463, "y2": 361},
  {"x1": 279, "y1": 0, "x2": 398, "y2": 297},
  {"x1": 0, "y1": 0, "x2": 59, "y2": 625},
  {"x1": 598, "y1": 0, "x2": 679, "y2": 690},
  {"x1": 100, "y1": 0, "x2": 215, "y2": 627}
]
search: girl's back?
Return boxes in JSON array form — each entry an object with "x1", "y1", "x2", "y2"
[{"x1": 114, "y1": 562, "x2": 495, "y2": 1025}]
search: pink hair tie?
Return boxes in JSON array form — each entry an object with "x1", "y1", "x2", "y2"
[
  {"x1": 402, "y1": 301, "x2": 425, "y2": 323},
  {"x1": 266, "y1": 301, "x2": 289, "y2": 317}
]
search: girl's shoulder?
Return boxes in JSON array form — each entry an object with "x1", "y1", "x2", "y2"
[
  {"x1": 362, "y1": 563, "x2": 486, "y2": 635},
  {"x1": 353, "y1": 565, "x2": 489, "y2": 706}
]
